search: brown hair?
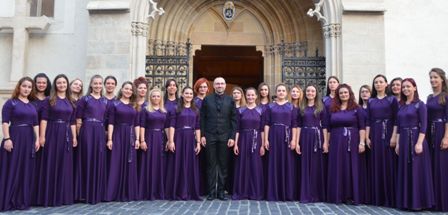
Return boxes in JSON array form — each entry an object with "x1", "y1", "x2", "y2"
[
  {"x1": 358, "y1": 84, "x2": 371, "y2": 106},
  {"x1": 117, "y1": 81, "x2": 138, "y2": 110},
  {"x1": 232, "y1": 86, "x2": 246, "y2": 107},
  {"x1": 300, "y1": 84, "x2": 323, "y2": 117},
  {"x1": 11, "y1": 76, "x2": 36, "y2": 100},
  {"x1": 331, "y1": 83, "x2": 359, "y2": 112},
  {"x1": 429, "y1": 68, "x2": 448, "y2": 105},
  {"x1": 49, "y1": 74, "x2": 74, "y2": 107}
]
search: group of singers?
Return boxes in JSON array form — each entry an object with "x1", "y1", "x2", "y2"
[{"x1": 0, "y1": 68, "x2": 447, "y2": 212}]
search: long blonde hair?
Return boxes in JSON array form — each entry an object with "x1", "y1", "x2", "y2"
[
  {"x1": 289, "y1": 85, "x2": 303, "y2": 108},
  {"x1": 146, "y1": 88, "x2": 166, "y2": 113},
  {"x1": 232, "y1": 86, "x2": 246, "y2": 108}
]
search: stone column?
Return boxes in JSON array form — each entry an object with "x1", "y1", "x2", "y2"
[{"x1": 323, "y1": 23, "x2": 342, "y2": 79}]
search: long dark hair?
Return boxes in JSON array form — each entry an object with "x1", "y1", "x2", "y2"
[
  {"x1": 326, "y1": 76, "x2": 340, "y2": 96},
  {"x1": 371, "y1": 74, "x2": 388, "y2": 98},
  {"x1": 388, "y1": 77, "x2": 402, "y2": 96},
  {"x1": 86, "y1": 74, "x2": 103, "y2": 95},
  {"x1": 399, "y1": 78, "x2": 420, "y2": 105},
  {"x1": 331, "y1": 83, "x2": 359, "y2": 112},
  {"x1": 11, "y1": 76, "x2": 36, "y2": 100},
  {"x1": 34, "y1": 73, "x2": 51, "y2": 96},
  {"x1": 257, "y1": 82, "x2": 271, "y2": 104},
  {"x1": 104, "y1": 75, "x2": 117, "y2": 86},
  {"x1": 164, "y1": 79, "x2": 178, "y2": 102},
  {"x1": 176, "y1": 87, "x2": 197, "y2": 114},
  {"x1": 117, "y1": 81, "x2": 138, "y2": 110},
  {"x1": 49, "y1": 74, "x2": 74, "y2": 107},
  {"x1": 430, "y1": 68, "x2": 448, "y2": 105}
]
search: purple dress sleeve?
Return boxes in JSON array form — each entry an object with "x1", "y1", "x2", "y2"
[
  {"x1": 140, "y1": 110, "x2": 146, "y2": 127},
  {"x1": 76, "y1": 97, "x2": 86, "y2": 119},
  {"x1": 321, "y1": 108, "x2": 328, "y2": 129},
  {"x1": 391, "y1": 97, "x2": 399, "y2": 127},
  {"x1": 70, "y1": 105, "x2": 76, "y2": 125},
  {"x1": 291, "y1": 107, "x2": 298, "y2": 128},
  {"x1": 357, "y1": 107, "x2": 366, "y2": 130},
  {"x1": 236, "y1": 110, "x2": 241, "y2": 133},
  {"x1": 366, "y1": 101, "x2": 371, "y2": 127},
  {"x1": 297, "y1": 109, "x2": 303, "y2": 128},
  {"x1": 133, "y1": 108, "x2": 140, "y2": 127},
  {"x1": 41, "y1": 100, "x2": 50, "y2": 121},
  {"x1": 2, "y1": 99, "x2": 13, "y2": 123},
  {"x1": 169, "y1": 110, "x2": 176, "y2": 128},
  {"x1": 445, "y1": 96, "x2": 448, "y2": 122},
  {"x1": 195, "y1": 111, "x2": 200, "y2": 130},
  {"x1": 108, "y1": 104, "x2": 116, "y2": 125},
  {"x1": 418, "y1": 101, "x2": 428, "y2": 133}
]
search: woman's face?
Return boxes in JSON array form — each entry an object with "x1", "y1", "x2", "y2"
[
  {"x1": 55, "y1": 77, "x2": 67, "y2": 93},
  {"x1": 338, "y1": 87, "x2": 350, "y2": 102},
  {"x1": 328, "y1": 78, "x2": 339, "y2": 92},
  {"x1": 35, "y1": 77, "x2": 47, "y2": 93},
  {"x1": 391, "y1": 80, "x2": 401, "y2": 95},
  {"x1": 374, "y1": 77, "x2": 387, "y2": 93},
  {"x1": 291, "y1": 87, "x2": 301, "y2": 100},
  {"x1": 430, "y1": 71, "x2": 443, "y2": 89},
  {"x1": 259, "y1": 85, "x2": 269, "y2": 98},
  {"x1": 137, "y1": 83, "x2": 147, "y2": 98},
  {"x1": 276, "y1": 85, "x2": 287, "y2": 100},
  {"x1": 167, "y1": 81, "x2": 177, "y2": 95},
  {"x1": 150, "y1": 91, "x2": 161, "y2": 106},
  {"x1": 70, "y1": 80, "x2": 82, "y2": 94},
  {"x1": 233, "y1": 89, "x2": 242, "y2": 102},
  {"x1": 198, "y1": 82, "x2": 208, "y2": 95},
  {"x1": 20, "y1": 80, "x2": 33, "y2": 98},
  {"x1": 305, "y1": 86, "x2": 317, "y2": 101},
  {"x1": 245, "y1": 89, "x2": 257, "y2": 105},
  {"x1": 360, "y1": 87, "x2": 371, "y2": 101},
  {"x1": 104, "y1": 78, "x2": 116, "y2": 94},
  {"x1": 121, "y1": 83, "x2": 133, "y2": 99},
  {"x1": 182, "y1": 88, "x2": 194, "y2": 103},
  {"x1": 91, "y1": 78, "x2": 103, "y2": 94},
  {"x1": 402, "y1": 81, "x2": 416, "y2": 98}
]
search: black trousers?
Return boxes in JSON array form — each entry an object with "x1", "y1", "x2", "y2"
[{"x1": 205, "y1": 139, "x2": 228, "y2": 195}]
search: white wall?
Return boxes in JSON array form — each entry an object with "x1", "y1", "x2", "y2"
[
  {"x1": 0, "y1": 0, "x2": 15, "y2": 17},
  {"x1": 384, "y1": 0, "x2": 448, "y2": 99}
]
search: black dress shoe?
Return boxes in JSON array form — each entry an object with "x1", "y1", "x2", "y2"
[
  {"x1": 207, "y1": 193, "x2": 216, "y2": 200},
  {"x1": 217, "y1": 192, "x2": 228, "y2": 201}
]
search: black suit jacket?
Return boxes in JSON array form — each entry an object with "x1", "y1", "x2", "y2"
[{"x1": 200, "y1": 93, "x2": 237, "y2": 142}]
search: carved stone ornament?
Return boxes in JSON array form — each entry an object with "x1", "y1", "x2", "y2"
[
  {"x1": 307, "y1": 0, "x2": 327, "y2": 24},
  {"x1": 148, "y1": 0, "x2": 165, "y2": 19},
  {"x1": 223, "y1": 1, "x2": 236, "y2": 21},
  {"x1": 323, "y1": 24, "x2": 341, "y2": 38},
  {"x1": 131, "y1": 21, "x2": 148, "y2": 37}
]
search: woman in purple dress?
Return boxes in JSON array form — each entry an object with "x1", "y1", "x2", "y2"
[
  {"x1": 365, "y1": 75, "x2": 398, "y2": 207},
  {"x1": 388, "y1": 77, "x2": 402, "y2": 103},
  {"x1": 165, "y1": 87, "x2": 202, "y2": 200},
  {"x1": 395, "y1": 78, "x2": 434, "y2": 210},
  {"x1": 357, "y1": 84, "x2": 371, "y2": 204},
  {"x1": 164, "y1": 79, "x2": 179, "y2": 113},
  {"x1": 296, "y1": 85, "x2": 328, "y2": 203},
  {"x1": 104, "y1": 76, "x2": 117, "y2": 102},
  {"x1": 75, "y1": 74, "x2": 108, "y2": 204},
  {"x1": 105, "y1": 81, "x2": 140, "y2": 201},
  {"x1": 257, "y1": 82, "x2": 270, "y2": 197},
  {"x1": 193, "y1": 77, "x2": 210, "y2": 195},
  {"x1": 264, "y1": 84, "x2": 298, "y2": 201},
  {"x1": 70, "y1": 78, "x2": 83, "y2": 102},
  {"x1": 134, "y1": 77, "x2": 148, "y2": 109},
  {"x1": 0, "y1": 77, "x2": 40, "y2": 211},
  {"x1": 427, "y1": 68, "x2": 448, "y2": 212},
  {"x1": 323, "y1": 76, "x2": 340, "y2": 111},
  {"x1": 290, "y1": 85, "x2": 303, "y2": 108},
  {"x1": 138, "y1": 88, "x2": 169, "y2": 200},
  {"x1": 232, "y1": 88, "x2": 265, "y2": 200},
  {"x1": 327, "y1": 84, "x2": 366, "y2": 204},
  {"x1": 31, "y1": 73, "x2": 51, "y2": 205},
  {"x1": 35, "y1": 74, "x2": 77, "y2": 206}
]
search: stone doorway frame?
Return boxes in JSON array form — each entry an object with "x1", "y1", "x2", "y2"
[{"x1": 130, "y1": 0, "x2": 343, "y2": 84}]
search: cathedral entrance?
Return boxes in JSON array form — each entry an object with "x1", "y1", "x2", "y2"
[{"x1": 193, "y1": 45, "x2": 263, "y2": 90}]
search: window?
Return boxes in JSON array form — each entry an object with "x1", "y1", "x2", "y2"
[{"x1": 30, "y1": 0, "x2": 55, "y2": 17}]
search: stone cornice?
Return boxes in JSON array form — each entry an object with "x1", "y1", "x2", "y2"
[
  {"x1": 131, "y1": 21, "x2": 148, "y2": 37},
  {"x1": 323, "y1": 24, "x2": 341, "y2": 38}
]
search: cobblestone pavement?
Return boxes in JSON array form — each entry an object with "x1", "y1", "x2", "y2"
[{"x1": 1, "y1": 200, "x2": 444, "y2": 215}]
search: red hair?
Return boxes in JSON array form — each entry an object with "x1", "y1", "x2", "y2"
[
  {"x1": 193, "y1": 77, "x2": 210, "y2": 95},
  {"x1": 133, "y1": 76, "x2": 148, "y2": 88},
  {"x1": 330, "y1": 83, "x2": 359, "y2": 112}
]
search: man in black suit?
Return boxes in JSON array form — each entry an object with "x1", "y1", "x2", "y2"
[{"x1": 200, "y1": 77, "x2": 237, "y2": 200}]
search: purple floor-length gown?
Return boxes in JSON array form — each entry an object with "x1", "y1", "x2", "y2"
[
  {"x1": 165, "y1": 107, "x2": 201, "y2": 200},
  {"x1": 265, "y1": 102, "x2": 298, "y2": 201},
  {"x1": 298, "y1": 106, "x2": 327, "y2": 203},
  {"x1": 396, "y1": 100, "x2": 434, "y2": 210},
  {"x1": 232, "y1": 106, "x2": 264, "y2": 200},
  {"x1": 105, "y1": 101, "x2": 139, "y2": 201},
  {"x1": 138, "y1": 107, "x2": 168, "y2": 200},
  {"x1": 427, "y1": 94, "x2": 448, "y2": 212},
  {"x1": 30, "y1": 97, "x2": 47, "y2": 205},
  {"x1": 327, "y1": 107, "x2": 365, "y2": 204},
  {"x1": 74, "y1": 95, "x2": 108, "y2": 204},
  {"x1": 35, "y1": 97, "x2": 75, "y2": 206},
  {"x1": 0, "y1": 99, "x2": 38, "y2": 211},
  {"x1": 194, "y1": 96, "x2": 208, "y2": 196},
  {"x1": 366, "y1": 96, "x2": 398, "y2": 207}
]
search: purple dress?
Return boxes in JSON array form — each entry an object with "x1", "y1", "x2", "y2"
[
  {"x1": 396, "y1": 101, "x2": 434, "y2": 210},
  {"x1": 165, "y1": 99, "x2": 178, "y2": 114},
  {"x1": 138, "y1": 108, "x2": 168, "y2": 200},
  {"x1": 165, "y1": 107, "x2": 201, "y2": 200},
  {"x1": 366, "y1": 96, "x2": 398, "y2": 207},
  {"x1": 105, "y1": 101, "x2": 139, "y2": 201},
  {"x1": 427, "y1": 95, "x2": 448, "y2": 211},
  {"x1": 35, "y1": 98, "x2": 75, "y2": 206},
  {"x1": 323, "y1": 96, "x2": 334, "y2": 112},
  {"x1": 327, "y1": 107, "x2": 365, "y2": 204},
  {"x1": 30, "y1": 97, "x2": 47, "y2": 205},
  {"x1": 194, "y1": 96, "x2": 208, "y2": 196},
  {"x1": 74, "y1": 95, "x2": 108, "y2": 204},
  {"x1": 259, "y1": 102, "x2": 269, "y2": 199},
  {"x1": 0, "y1": 99, "x2": 38, "y2": 211},
  {"x1": 265, "y1": 102, "x2": 298, "y2": 201},
  {"x1": 298, "y1": 106, "x2": 327, "y2": 203},
  {"x1": 232, "y1": 106, "x2": 264, "y2": 200}
]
